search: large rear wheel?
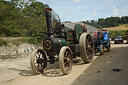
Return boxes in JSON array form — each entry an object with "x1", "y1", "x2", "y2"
[
  {"x1": 30, "y1": 49, "x2": 47, "y2": 74},
  {"x1": 79, "y1": 33, "x2": 95, "y2": 63},
  {"x1": 59, "y1": 46, "x2": 73, "y2": 75}
]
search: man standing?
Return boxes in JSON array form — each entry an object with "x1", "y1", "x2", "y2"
[
  {"x1": 97, "y1": 29, "x2": 103, "y2": 41},
  {"x1": 81, "y1": 24, "x2": 87, "y2": 32},
  {"x1": 103, "y1": 29, "x2": 108, "y2": 41}
]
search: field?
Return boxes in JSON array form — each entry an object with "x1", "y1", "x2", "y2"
[{"x1": 103, "y1": 24, "x2": 128, "y2": 31}]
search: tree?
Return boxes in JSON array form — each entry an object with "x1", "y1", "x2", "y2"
[
  {"x1": 98, "y1": 18, "x2": 106, "y2": 28},
  {"x1": 0, "y1": 0, "x2": 47, "y2": 37},
  {"x1": 90, "y1": 20, "x2": 95, "y2": 26},
  {"x1": 105, "y1": 18, "x2": 111, "y2": 27},
  {"x1": 22, "y1": 1, "x2": 46, "y2": 37},
  {"x1": 115, "y1": 17, "x2": 121, "y2": 24},
  {"x1": 0, "y1": 0, "x2": 21, "y2": 36},
  {"x1": 121, "y1": 16, "x2": 128, "y2": 24}
]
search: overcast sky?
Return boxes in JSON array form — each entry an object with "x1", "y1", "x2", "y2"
[{"x1": 39, "y1": 0, "x2": 127, "y2": 22}]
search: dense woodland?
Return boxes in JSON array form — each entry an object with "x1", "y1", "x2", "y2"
[
  {"x1": 83, "y1": 16, "x2": 128, "y2": 29},
  {"x1": 0, "y1": 0, "x2": 47, "y2": 37},
  {"x1": 0, "y1": 0, "x2": 128, "y2": 38}
]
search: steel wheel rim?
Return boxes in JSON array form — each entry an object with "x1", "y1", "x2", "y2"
[
  {"x1": 85, "y1": 35, "x2": 94, "y2": 60},
  {"x1": 59, "y1": 46, "x2": 73, "y2": 74},
  {"x1": 63, "y1": 49, "x2": 72, "y2": 72},
  {"x1": 32, "y1": 49, "x2": 47, "y2": 73}
]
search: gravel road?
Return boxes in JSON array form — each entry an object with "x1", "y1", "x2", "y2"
[{"x1": 0, "y1": 41, "x2": 128, "y2": 85}]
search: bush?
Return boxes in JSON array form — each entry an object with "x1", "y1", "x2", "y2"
[
  {"x1": 22, "y1": 37, "x2": 38, "y2": 44},
  {"x1": 11, "y1": 39, "x2": 22, "y2": 46},
  {"x1": 0, "y1": 39, "x2": 9, "y2": 46},
  {"x1": 109, "y1": 30, "x2": 126, "y2": 38}
]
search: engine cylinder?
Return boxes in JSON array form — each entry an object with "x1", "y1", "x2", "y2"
[{"x1": 43, "y1": 37, "x2": 67, "y2": 51}]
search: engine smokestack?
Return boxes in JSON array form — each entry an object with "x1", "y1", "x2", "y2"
[{"x1": 44, "y1": 6, "x2": 53, "y2": 36}]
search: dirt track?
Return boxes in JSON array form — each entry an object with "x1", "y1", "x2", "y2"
[{"x1": 0, "y1": 41, "x2": 128, "y2": 85}]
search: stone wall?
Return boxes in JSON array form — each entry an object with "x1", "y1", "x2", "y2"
[
  {"x1": 0, "y1": 37, "x2": 40, "y2": 59},
  {"x1": 0, "y1": 43, "x2": 38, "y2": 59}
]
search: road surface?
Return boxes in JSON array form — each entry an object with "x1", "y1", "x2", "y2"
[
  {"x1": 0, "y1": 42, "x2": 128, "y2": 85},
  {"x1": 72, "y1": 42, "x2": 128, "y2": 85}
]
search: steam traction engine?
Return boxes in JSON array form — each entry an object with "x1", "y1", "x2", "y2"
[{"x1": 30, "y1": 7, "x2": 95, "y2": 75}]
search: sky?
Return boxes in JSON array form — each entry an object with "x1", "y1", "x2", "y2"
[{"x1": 37, "y1": 0, "x2": 128, "y2": 22}]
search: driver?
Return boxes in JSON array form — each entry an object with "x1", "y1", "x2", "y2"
[
  {"x1": 81, "y1": 24, "x2": 87, "y2": 32},
  {"x1": 97, "y1": 29, "x2": 103, "y2": 41},
  {"x1": 103, "y1": 29, "x2": 108, "y2": 41}
]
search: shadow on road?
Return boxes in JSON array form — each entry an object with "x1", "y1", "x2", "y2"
[
  {"x1": 42, "y1": 58, "x2": 86, "y2": 77},
  {"x1": 6, "y1": 55, "x2": 97, "y2": 77},
  {"x1": 7, "y1": 67, "x2": 36, "y2": 76},
  {"x1": 18, "y1": 69, "x2": 36, "y2": 76},
  {"x1": 71, "y1": 45, "x2": 128, "y2": 85}
]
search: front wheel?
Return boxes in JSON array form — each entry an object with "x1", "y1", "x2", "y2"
[
  {"x1": 59, "y1": 46, "x2": 73, "y2": 75},
  {"x1": 30, "y1": 49, "x2": 47, "y2": 74}
]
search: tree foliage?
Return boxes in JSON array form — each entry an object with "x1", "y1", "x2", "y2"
[
  {"x1": 1, "y1": 0, "x2": 128, "y2": 37},
  {"x1": 0, "y1": 0, "x2": 47, "y2": 37}
]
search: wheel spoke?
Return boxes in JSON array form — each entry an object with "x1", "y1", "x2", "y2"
[
  {"x1": 37, "y1": 64, "x2": 40, "y2": 71},
  {"x1": 90, "y1": 48, "x2": 93, "y2": 51},
  {"x1": 65, "y1": 64, "x2": 68, "y2": 71},
  {"x1": 86, "y1": 39, "x2": 89, "y2": 45},
  {"x1": 88, "y1": 41, "x2": 92, "y2": 45},
  {"x1": 86, "y1": 42, "x2": 93, "y2": 60},
  {"x1": 64, "y1": 62, "x2": 67, "y2": 65},
  {"x1": 40, "y1": 53, "x2": 42, "y2": 58},
  {"x1": 34, "y1": 63, "x2": 37, "y2": 65},
  {"x1": 64, "y1": 56, "x2": 67, "y2": 60},
  {"x1": 36, "y1": 53, "x2": 38, "y2": 58},
  {"x1": 86, "y1": 52, "x2": 92, "y2": 59},
  {"x1": 85, "y1": 49, "x2": 89, "y2": 52},
  {"x1": 41, "y1": 62, "x2": 45, "y2": 69},
  {"x1": 37, "y1": 52, "x2": 42, "y2": 58},
  {"x1": 59, "y1": 47, "x2": 73, "y2": 74}
]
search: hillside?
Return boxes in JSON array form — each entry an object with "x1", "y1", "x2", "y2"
[{"x1": 103, "y1": 24, "x2": 128, "y2": 31}]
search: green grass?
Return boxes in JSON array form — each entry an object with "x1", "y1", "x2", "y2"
[
  {"x1": 0, "y1": 37, "x2": 40, "y2": 47},
  {"x1": 21, "y1": 37, "x2": 38, "y2": 44},
  {"x1": 109, "y1": 30, "x2": 127, "y2": 38},
  {"x1": 103, "y1": 24, "x2": 128, "y2": 31},
  {"x1": 125, "y1": 24, "x2": 128, "y2": 27}
]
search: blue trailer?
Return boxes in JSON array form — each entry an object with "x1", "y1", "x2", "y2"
[{"x1": 93, "y1": 30, "x2": 111, "y2": 55}]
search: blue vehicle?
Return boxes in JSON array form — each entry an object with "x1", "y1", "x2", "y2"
[{"x1": 93, "y1": 30, "x2": 111, "y2": 55}]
